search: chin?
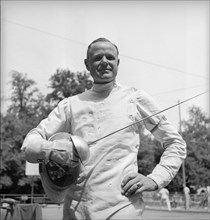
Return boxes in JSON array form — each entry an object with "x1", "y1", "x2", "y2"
[
  {"x1": 94, "y1": 72, "x2": 116, "y2": 83},
  {"x1": 102, "y1": 76, "x2": 115, "y2": 82}
]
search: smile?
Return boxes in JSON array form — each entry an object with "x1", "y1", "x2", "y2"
[{"x1": 99, "y1": 68, "x2": 111, "y2": 73}]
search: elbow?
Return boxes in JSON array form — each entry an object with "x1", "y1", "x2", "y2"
[
  {"x1": 21, "y1": 131, "x2": 45, "y2": 163},
  {"x1": 181, "y1": 139, "x2": 187, "y2": 160}
]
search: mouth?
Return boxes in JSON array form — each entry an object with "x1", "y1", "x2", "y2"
[{"x1": 98, "y1": 68, "x2": 111, "y2": 74}]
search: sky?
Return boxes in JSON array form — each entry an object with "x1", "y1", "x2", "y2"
[{"x1": 1, "y1": 0, "x2": 209, "y2": 129}]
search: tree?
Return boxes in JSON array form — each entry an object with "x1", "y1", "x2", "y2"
[
  {"x1": 46, "y1": 69, "x2": 93, "y2": 105},
  {"x1": 0, "y1": 72, "x2": 47, "y2": 193},
  {"x1": 7, "y1": 71, "x2": 38, "y2": 117},
  {"x1": 138, "y1": 130, "x2": 162, "y2": 176},
  {"x1": 0, "y1": 111, "x2": 44, "y2": 193},
  {"x1": 167, "y1": 106, "x2": 210, "y2": 192},
  {"x1": 182, "y1": 106, "x2": 210, "y2": 188}
]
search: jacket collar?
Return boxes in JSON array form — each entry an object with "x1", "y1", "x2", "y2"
[{"x1": 92, "y1": 80, "x2": 117, "y2": 92}]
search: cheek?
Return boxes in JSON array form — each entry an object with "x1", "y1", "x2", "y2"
[
  {"x1": 91, "y1": 62, "x2": 99, "y2": 70},
  {"x1": 89, "y1": 66, "x2": 98, "y2": 78},
  {"x1": 88, "y1": 64, "x2": 96, "y2": 73},
  {"x1": 113, "y1": 65, "x2": 118, "y2": 73}
]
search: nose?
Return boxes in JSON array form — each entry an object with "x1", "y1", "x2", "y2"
[{"x1": 101, "y1": 56, "x2": 108, "y2": 66}]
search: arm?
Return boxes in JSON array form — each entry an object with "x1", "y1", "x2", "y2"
[
  {"x1": 121, "y1": 90, "x2": 186, "y2": 195},
  {"x1": 138, "y1": 92, "x2": 186, "y2": 189},
  {"x1": 146, "y1": 117, "x2": 186, "y2": 189},
  {"x1": 21, "y1": 98, "x2": 73, "y2": 164}
]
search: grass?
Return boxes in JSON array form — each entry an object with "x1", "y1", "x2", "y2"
[
  {"x1": 2, "y1": 204, "x2": 209, "y2": 220},
  {"x1": 143, "y1": 208, "x2": 209, "y2": 220},
  {"x1": 41, "y1": 204, "x2": 209, "y2": 220}
]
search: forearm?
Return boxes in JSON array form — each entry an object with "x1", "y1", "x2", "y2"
[
  {"x1": 21, "y1": 98, "x2": 72, "y2": 163},
  {"x1": 147, "y1": 154, "x2": 184, "y2": 189},
  {"x1": 21, "y1": 129, "x2": 51, "y2": 163},
  {"x1": 148, "y1": 120, "x2": 186, "y2": 189},
  {"x1": 136, "y1": 90, "x2": 186, "y2": 189}
]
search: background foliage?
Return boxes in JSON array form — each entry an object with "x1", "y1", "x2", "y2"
[{"x1": 1, "y1": 70, "x2": 209, "y2": 195}]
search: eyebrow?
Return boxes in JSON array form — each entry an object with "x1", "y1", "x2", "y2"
[{"x1": 92, "y1": 52, "x2": 116, "y2": 59}]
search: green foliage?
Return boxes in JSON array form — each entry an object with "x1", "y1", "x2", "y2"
[
  {"x1": 166, "y1": 106, "x2": 210, "y2": 192},
  {"x1": 0, "y1": 111, "x2": 42, "y2": 193},
  {"x1": 138, "y1": 131, "x2": 163, "y2": 176},
  {"x1": 0, "y1": 72, "x2": 48, "y2": 193},
  {"x1": 46, "y1": 69, "x2": 93, "y2": 105},
  {"x1": 0, "y1": 118, "x2": 26, "y2": 193},
  {"x1": 182, "y1": 106, "x2": 210, "y2": 187},
  {"x1": 8, "y1": 71, "x2": 38, "y2": 116}
]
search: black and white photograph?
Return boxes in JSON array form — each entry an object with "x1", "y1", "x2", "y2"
[{"x1": 1, "y1": 1, "x2": 209, "y2": 220}]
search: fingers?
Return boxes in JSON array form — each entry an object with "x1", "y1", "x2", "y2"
[
  {"x1": 121, "y1": 173, "x2": 159, "y2": 197},
  {"x1": 121, "y1": 172, "x2": 136, "y2": 187},
  {"x1": 136, "y1": 184, "x2": 147, "y2": 194},
  {"x1": 121, "y1": 173, "x2": 143, "y2": 196}
]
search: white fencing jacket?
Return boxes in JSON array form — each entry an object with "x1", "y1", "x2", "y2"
[{"x1": 22, "y1": 81, "x2": 186, "y2": 219}]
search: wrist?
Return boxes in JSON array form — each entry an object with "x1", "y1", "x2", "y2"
[{"x1": 147, "y1": 176, "x2": 158, "y2": 190}]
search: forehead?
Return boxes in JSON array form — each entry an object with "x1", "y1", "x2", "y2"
[{"x1": 88, "y1": 41, "x2": 118, "y2": 56}]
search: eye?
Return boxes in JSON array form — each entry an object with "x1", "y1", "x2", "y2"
[
  {"x1": 93, "y1": 55, "x2": 103, "y2": 61},
  {"x1": 106, "y1": 55, "x2": 115, "y2": 60}
]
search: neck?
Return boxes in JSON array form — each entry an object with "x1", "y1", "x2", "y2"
[{"x1": 92, "y1": 80, "x2": 117, "y2": 92}]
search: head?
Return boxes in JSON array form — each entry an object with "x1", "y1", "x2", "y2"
[{"x1": 84, "y1": 38, "x2": 120, "y2": 84}]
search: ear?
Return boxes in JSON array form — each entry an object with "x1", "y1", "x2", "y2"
[
  {"x1": 84, "y1": 59, "x2": 89, "y2": 71},
  {"x1": 117, "y1": 59, "x2": 120, "y2": 66}
]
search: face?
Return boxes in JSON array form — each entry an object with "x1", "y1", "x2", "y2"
[{"x1": 85, "y1": 41, "x2": 120, "y2": 84}]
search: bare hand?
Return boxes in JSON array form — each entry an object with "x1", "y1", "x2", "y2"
[{"x1": 121, "y1": 172, "x2": 158, "y2": 196}]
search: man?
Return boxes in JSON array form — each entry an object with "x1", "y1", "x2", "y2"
[
  {"x1": 159, "y1": 188, "x2": 171, "y2": 211},
  {"x1": 21, "y1": 38, "x2": 186, "y2": 219},
  {"x1": 183, "y1": 185, "x2": 190, "y2": 210}
]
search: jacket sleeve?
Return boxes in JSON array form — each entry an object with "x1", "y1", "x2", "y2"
[
  {"x1": 21, "y1": 98, "x2": 72, "y2": 162},
  {"x1": 136, "y1": 90, "x2": 186, "y2": 189}
]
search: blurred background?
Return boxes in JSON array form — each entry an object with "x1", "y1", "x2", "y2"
[{"x1": 1, "y1": 0, "x2": 209, "y2": 218}]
